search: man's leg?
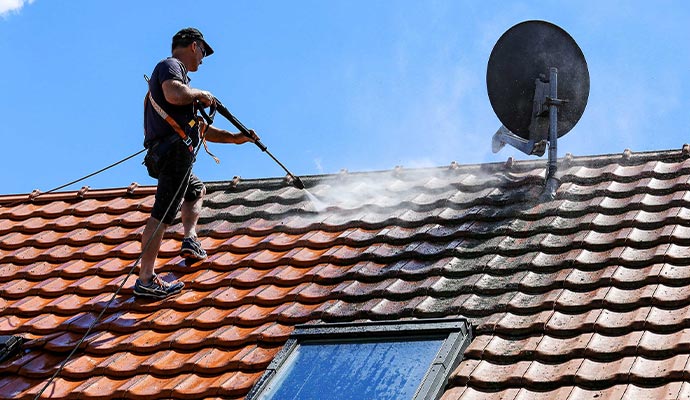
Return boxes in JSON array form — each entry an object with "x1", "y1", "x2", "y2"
[
  {"x1": 181, "y1": 184, "x2": 205, "y2": 239},
  {"x1": 180, "y1": 174, "x2": 207, "y2": 261},
  {"x1": 134, "y1": 214, "x2": 184, "y2": 298},
  {"x1": 139, "y1": 216, "x2": 168, "y2": 284}
]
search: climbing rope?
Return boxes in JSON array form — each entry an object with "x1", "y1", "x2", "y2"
[{"x1": 0, "y1": 148, "x2": 146, "y2": 210}]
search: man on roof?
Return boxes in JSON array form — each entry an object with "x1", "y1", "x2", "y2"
[{"x1": 135, "y1": 27, "x2": 258, "y2": 299}]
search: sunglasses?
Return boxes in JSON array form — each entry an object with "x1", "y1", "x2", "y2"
[{"x1": 196, "y1": 41, "x2": 207, "y2": 57}]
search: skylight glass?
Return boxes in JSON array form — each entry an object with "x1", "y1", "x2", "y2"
[
  {"x1": 248, "y1": 318, "x2": 472, "y2": 400},
  {"x1": 260, "y1": 338, "x2": 444, "y2": 400}
]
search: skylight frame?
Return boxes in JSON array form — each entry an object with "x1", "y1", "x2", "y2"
[{"x1": 246, "y1": 318, "x2": 472, "y2": 400}]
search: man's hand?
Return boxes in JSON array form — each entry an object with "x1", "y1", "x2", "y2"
[
  {"x1": 162, "y1": 80, "x2": 216, "y2": 107},
  {"x1": 246, "y1": 129, "x2": 260, "y2": 142},
  {"x1": 196, "y1": 90, "x2": 215, "y2": 107},
  {"x1": 233, "y1": 129, "x2": 259, "y2": 144}
]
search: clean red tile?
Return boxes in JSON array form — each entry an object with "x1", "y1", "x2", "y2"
[
  {"x1": 0, "y1": 279, "x2": 37, "y2": 299},
  {"x1": 257, "y1": 322, "x2": 293, "y2": 343},
  {"x1": 212, "y1": 324, "x2": 259, "y2": 347},
  {"x1": 293, "y1": 282, "x2": 336, "y2": 304},
  {"x1": 227, "y1": 234, "x2": 266, "y2": 251},
  {"x1": 174, "y1": 290, "x2": 214, "y2": 310},
  {"x1": 260, "y1": 231, "x2": 300, "y2": 249},
  {"x1": 252, "y1": 285, "x2": 294, "y2": 306},
  {"x1": 13, "y1": 296, "x2": 53, "y2": 315},
  {"x1": 266, "y1": 265, "x2": 314, "y2": 286},
  {"x1": 150, "y1": 309, "x2": 192, "y2": 330},
  {"x1": 2, "y1": 231, "x2": 33, "y2": 248},
  {"x1": 276, "y1": 302, "x2": 323, "y2": 324},
  {"x1": 25, "y1": 313, "x2": 73, "y2": 334},
  {"x1": 117, "y1": 210, "x2": 149, "y2": 226},
  {"x1": 232, "y1": 268, "x2": 273, "y2": 287},
  {"x1": 61, "y1": 353, "x2": 107, "y2": 379},
  {"x1": 211, "y1": 286, "x2": 254, "y2": 308},
  {"x1": 190, "y1": 347, "x2": 242, "y2": 374},
  {"x1": 58, "y1": 259, "x2": 98, "y2": 278},
  {"x1": 74, "y1": 275, "x2": 113, "y2": 295},
  {"x1": 146, "y1": 350, "x2": 195, "y2": 375},
  {"x1": 215, "y1": 371, "x2": 262, "y2": 398},
  {"x1": 35, "y1": 277, "x2": 73, "y2": 296},
  {"x1": 93, "y1": 258, "x2": 131, "y2": 276},
  {"x1": 169, "y1": 373, "x2": 217, "y2": 399},
  {"x1": 85, "y1": 330, "x2": 130, "y2": 355},
  {"x1": 238, "y1": 345, "x2": 280, "y2": 369},
  {"x1": 234, "y1": 304, "x2": 278, "y2": 327},
  {"x1": 127, "y1": 373, "x2": 189, "y2": 399},
  {"x1": 28, "y1": 377, "x2": 84, "y2": 399}
]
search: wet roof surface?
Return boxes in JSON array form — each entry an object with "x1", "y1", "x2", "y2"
[{"x1": 3, "y1": 147, "x2": 690, "y2": 399}]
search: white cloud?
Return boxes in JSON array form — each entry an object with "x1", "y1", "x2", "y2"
[{"x1": 0, "y1": 0, "x2": 34, "y2": 17}]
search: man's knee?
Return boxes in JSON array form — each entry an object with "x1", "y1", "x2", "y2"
[{"x1": 184, "y1": 175, "x2": 205, "y2": 202}]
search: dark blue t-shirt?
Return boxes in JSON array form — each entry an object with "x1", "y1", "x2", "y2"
[{"x1": 144, "y1": 57, "x2": 198, "y2": 147}]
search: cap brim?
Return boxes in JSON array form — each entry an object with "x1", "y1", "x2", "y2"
[{"x1": 200, "y1": 39, "x2": 214, "y2": 56}]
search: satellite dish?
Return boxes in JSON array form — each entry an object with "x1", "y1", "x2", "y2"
[
  {"x1": 487, "y1": 20, "x2": 589, "y2": 140},
  {"x1": 486, "y1": 20, "x2": 590, "y2": 199}
]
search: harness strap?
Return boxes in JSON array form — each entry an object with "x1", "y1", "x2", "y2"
[
  {"x1": 143, "y1": 83, "x2": 221, "y2": 163},
  {"x1": 195, "y1": 115, "x2": 220, "y2": 164},
  {"x1": 146, "y1": 91, "x2": 194, "y2": 153}
]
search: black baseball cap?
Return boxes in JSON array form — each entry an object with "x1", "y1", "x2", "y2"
[{"x1": 172, "y1": 27, "x2": 214, "y2": 56}]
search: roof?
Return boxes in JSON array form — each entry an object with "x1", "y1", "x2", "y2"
[{"x1": 3, "y1": 146, "x2": 690, "y2": 399}]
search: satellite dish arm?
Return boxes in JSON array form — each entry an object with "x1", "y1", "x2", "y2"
[
  {"x1": 492, "y1": 126, "x2": 547, "y2": 156},
  {"x1": 542, "y1": 67, "x2": 567, "y2": 200}
]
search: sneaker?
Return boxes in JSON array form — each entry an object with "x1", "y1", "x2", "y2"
[
  {"x1": 180, "y1": 236, "x2": 207, "y2": 260},
  {"x1": 133, "y1": 274, "x2": 184, "y2": 299}
]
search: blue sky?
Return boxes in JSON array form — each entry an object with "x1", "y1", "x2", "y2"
[{"x1": 1, "y1": 1, "x2": 689, "y2": 195}]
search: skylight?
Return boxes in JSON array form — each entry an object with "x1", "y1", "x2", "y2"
[{"x1": 247, "y1": 318, "x2": 472, "y2": 400}]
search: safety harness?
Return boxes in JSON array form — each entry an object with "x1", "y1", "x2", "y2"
[
  {"x1": 146, "y1": 92, "x2": 197, "y2": 153},
  {"x1": 144, "y1": 75, "x2": 220, "y2": 164}
]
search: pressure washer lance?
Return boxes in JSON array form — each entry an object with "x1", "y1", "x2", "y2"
[{"x1": 209, "y1": 98, "x2": 305, "y2": 190}]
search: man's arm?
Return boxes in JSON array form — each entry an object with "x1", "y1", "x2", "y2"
[
  {"x1": 162, "y1": 79, "x2": 214, "y2": 107},
  {"x1": 204, "y1": 125, "x2": 258, "y2": 144},
  {"x1": 161, "y1": 79, "x2": 258, "y2": 145}
]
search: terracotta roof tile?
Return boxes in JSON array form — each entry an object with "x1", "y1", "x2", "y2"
[{"x1": 535, "y1": 333, "x2": 592, "y2": 361}]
